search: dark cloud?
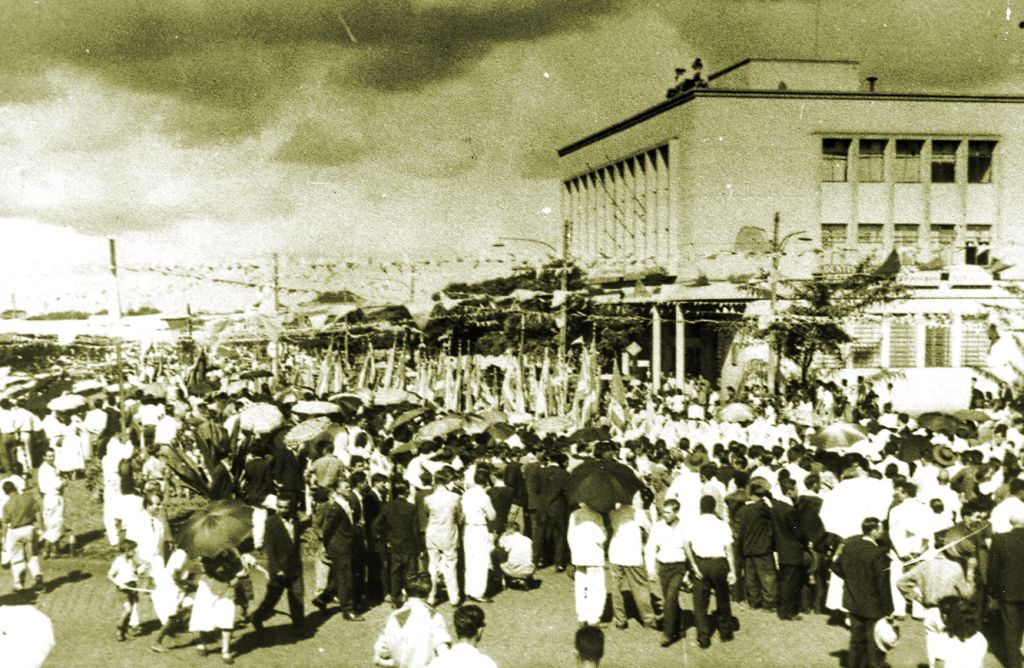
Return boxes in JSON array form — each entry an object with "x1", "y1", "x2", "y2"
[
  {"x1": 0, "y1": 0, "x2": 628, "y2": 143},
  {"x1": 273, "y1": 120, "x2": 368, "y2": 166}
]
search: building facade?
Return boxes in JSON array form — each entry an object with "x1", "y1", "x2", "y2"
[{"x1": 557, "y1": 58, "x2": 1024, "y2": 412}]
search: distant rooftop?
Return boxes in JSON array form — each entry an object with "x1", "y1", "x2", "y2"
[{"x1": 558, "y1": 57, "x2": 1024, "y2": 157}]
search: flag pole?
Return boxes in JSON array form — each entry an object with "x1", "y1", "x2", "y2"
[{"x1": 109, "y1": 238, "x2": 127, "y2": 441}]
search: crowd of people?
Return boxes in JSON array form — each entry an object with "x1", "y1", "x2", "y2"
[{"x1": 1, "y1": 351, "x2": 1023, "y2": 667}]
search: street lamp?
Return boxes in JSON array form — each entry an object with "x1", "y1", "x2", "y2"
[
  {"x1": 766, "y1": 212, "x2": 812, "y2": 396},
  {"x1": 493, "y1": 219, "x2": 572, "y2": 364}
]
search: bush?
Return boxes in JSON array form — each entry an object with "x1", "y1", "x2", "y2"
[{"x1": 26, "y1": 310, "x2": 92, "y2": 321}]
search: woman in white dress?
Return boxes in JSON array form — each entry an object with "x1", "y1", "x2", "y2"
[
  {"x1": 37, "y1": 449, "x2": 66, "y2": 558},
  {"x1": 150, "y1": 548, "x2": 195, "y2": 653},
  {"x1": 189, "y1": 549, "x2": 243, "y2": 664}
]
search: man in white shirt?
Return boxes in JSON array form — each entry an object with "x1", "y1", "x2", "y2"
[
  {"x1": 36, "y1": 449, "x2": 65, "y2": 559},
  {"x1": 426, "y1": 605, "x2": 497, "y2": 668},
  {"x1": 607, "y1": 503, "x2": 657, "y2": 630},
  {"x1": 153, "y1": 405, "x2": 179, "y2": 447},
  {"x1": 991, "y1": 479, "x2": 1024, "y2": 534},
  {"x1": 497, "y1": 521, "x2": 535, "y2": 587},
  {"x1": 685, "y1": 495, "x2": 737, "y2": 648},
  {"x1": 888, "y1": 481, "x2": 932, "y2": 619},
  {"x1": 568, "y1": 502, "x2": 607, "y2": 627},
  {"x1": 374, "y1": 572, "x2": 451, "y2": 668},
  {"x1": 461, "y1": 469, "x2": 496, "y2": 603},
  {"x1": 424, "y1": 468, "x2": 462, "y2": 607},
  {"x1": 645, "y1": 498, "x2": 690, "y2": 648}
]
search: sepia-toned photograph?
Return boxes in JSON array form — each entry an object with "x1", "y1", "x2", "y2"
[{"x1": 3, "y1": 1, "x2": 1024, "y2": 666}]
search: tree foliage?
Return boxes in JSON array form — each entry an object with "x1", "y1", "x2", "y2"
[{"x1": 743, "y1": 256, "x2": 907, "y2": 385}]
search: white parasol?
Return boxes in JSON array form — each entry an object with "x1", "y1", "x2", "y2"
[
  {"x1": 819, "y1": 476, "x2": 894, "y2": 539},
  {"x1": 46, "y1": 394, "x2": 87, "y2": 412},
  {"x1": 291, "y1": 400, "x2": 341, "y2": 416},
  {"x1": 0, "y1": 605, "x2": 54, "y2": 668},
  {"x1": 239, "y1": 403, "x2": 284, "y2": 434}
]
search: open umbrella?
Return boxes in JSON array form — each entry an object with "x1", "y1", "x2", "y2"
[
  {"x1": 389, "y1": 407, "x2": 432, "y2": 433},
  {"x1": 533, "y1": 416, "x2": 570, "y2": 436},
  {"x1": 811, "y1": 422, "x2": 869, "y2": 450},
  {"x1": 897, "y1": 434, "x2": 932, "y2": 462},
  {"x1": 285, "y1": 416, "x2": 334, "y2": 446},
  {"x1": 486, "y1": 422, "x2": 516, "y2": 443},
  {"x1": 916, "y1": 412, "x2": 965, "y2": 434},
  {"x1": 415, "y1": 415, "x2": 466, "y2": 442},
  {"x1": 566, "y1": 459, "x2": 642, "y2": 514},
  {"x1": 71, "y1": 378, "x2": 106, "y2": 394},
  {"x1": 177, "y1": 500, "x2": 254, "y2": 558},
  {"x1": 46, "y1": 394, "x2": 86, "y2": 412},
  {"x1": 374, "y1": 388, "x2": 415, "y2": 406},
  {"x1": 717, "y1": 402, "x2": 755, "y2": 423},
  {"x1": 477, "y1": 409, "x2": 508, "y2": 426},
  {"x1": 239, "y1": 369, "x2": 273, "y2": 381},
  {"x1": 238, "y1": 402, "x2": 284, "y2": 434},
  {"x1": 0, "y1": 605, "x2": 54, "y2": 668},
  {"x1": 291, "y1": 400, "x2": 341, "y2": 416},
  {"x1": 953, "y1": 409, "x2": 991, "y2": 423},
  {"x1": 569, "y1": 426, "x2": 612, "y2": 444}
]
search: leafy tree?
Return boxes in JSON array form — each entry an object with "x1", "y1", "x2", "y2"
[{"x1": 743, "y1": 254, "x2": 907, "y2": 387}]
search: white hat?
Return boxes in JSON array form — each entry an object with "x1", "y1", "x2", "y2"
[{"x1": 874, "y1": 617, "x2": 900, "y2": 652}]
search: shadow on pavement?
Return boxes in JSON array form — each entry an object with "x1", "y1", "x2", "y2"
[
  {"x1": 41, "y1": 569, "x2": 92, "y2": 594},
  {"x1": 231, "y1": 608, "x2": 337, "y2": 657}
]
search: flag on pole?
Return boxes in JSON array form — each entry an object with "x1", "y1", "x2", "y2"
[
  {"x1": 607, "y1": 357, "x2": 631, "y2": 433},
  {"x1": 534, "y1": 349, "x2": 550, "y2": 417},
  {"x1": 381, "y1": 342, "x2": 396, "y2": 389}
]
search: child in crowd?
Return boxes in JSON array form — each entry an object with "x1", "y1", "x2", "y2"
[{"x1": 107, "y1": 539, "x2": 146, "y2": 641}]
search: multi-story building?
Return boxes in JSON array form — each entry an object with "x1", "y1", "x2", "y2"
[{"x1": 556, "y1": 58, "x2": 1024, "y2": 411}]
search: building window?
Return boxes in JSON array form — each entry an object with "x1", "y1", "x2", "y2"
[
  {"x1": 929, "y1": 224, "x2": 956, "y2": 247},
  {"x1": 822, "y1": 138, "x2": 851, "y2": 182},
  {"x1": 821, "y1": 224, "x2": 847, "y2": 249},
  {"x1": 889, "y1": 320, "x2": 917, "y2": 368},
  {"x1": 961, "y1": 317, "x2": 991, "y2": 367},
  {"x1": 931, "y1": 140, "x2": 959, "y2": 183},
  {"x1": 924, "y1": 324, "x2": 951, "y2": 367},
  {"x1": 893, "y1": 224, "x2": 919, "y2": 247},
  {"x1": 968, "y1": 140, "x2": 996, "y2": 184},
  {"x1": 965, "y1": 225, "x2": 992, "y2": 265},
  {"x1": 894, "y1": 140, "x2": 923, "y2": 183},
  {"x1": 850, "y1": 320, "x2": 882, "y2": 368},
  {"x1": 858, "y1": 139, "x2": 887, "y2": 183},
  {"x1": 857, "y1": 224, "x2": 884, "y2": 245}
]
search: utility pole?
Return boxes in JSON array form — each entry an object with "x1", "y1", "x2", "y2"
[
  {"x1": 558, "y1": 219, "x2": 571, "y2": 366},
  {"x1": 766, "y1": 212, "x2": 810, "y2": 397},
  {"x1": 109, "y1": 238, "x2": 127, "y2": 440},
  {"x1": 270, "y1": 252, "x2": 281, "y2": 385}
]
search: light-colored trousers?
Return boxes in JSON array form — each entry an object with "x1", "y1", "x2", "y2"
[
  {"x1": 5, "y1": 525, "x2": 42, "y2": 590},
  {"x1": 463, "y1": 525, "x2": 493, "y2": 599},
  {"x1": 427, "y1": 540, "x2": 460, "y2": 604},
  {"x1": 574, "y1": 565, "x2": 606, "y2": 626}
]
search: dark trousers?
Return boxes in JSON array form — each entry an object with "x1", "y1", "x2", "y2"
[
  {"x1": 849, "y1": 614, "x2": 886, "y2": 668},
  {"x1": 254, "y1": 573, "x2": 305, "y2": 626},
  {"x1": 389, "y1": 552, "x2": 418, "y2": 602},
  {"x1": 536, "y1": 514, "x2": 569, "y2": 565},
  {"x1": 330, "y1": 556, "x2": 356, "y2": 613},
  {"x1": 742, "y1": 554, "x2": 777, "y2": 609},
  {"x1": 778, "y1": 563, "x2": 806, "y2": 619},
  {"x1": 1001, "y1": 600, "x2": 1024, "y2": 668},
  {"x1": 351, "y1": 536, "x2": 367, "y2": 607},
  {"x1": 0, "y1": 433, "x2": 14, "y2": 473},
  {"x1": 693, "y1": 557, "x2": 733, "y2": 642},
  {"x1": 658, "y1": 561, "x2": 688, "y2": 641},
  {"x1": 692, "y1": 557, "x2": 733, "y2": 643},
  {"x1": 366, "y1": 539, "x2": 385, "y2": 603}
]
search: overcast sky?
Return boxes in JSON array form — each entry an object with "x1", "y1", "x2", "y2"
[{"x1": 3, "y1": 0, "x2": 1023, "y2": 272}]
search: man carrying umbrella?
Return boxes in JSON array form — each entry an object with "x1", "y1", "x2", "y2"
[{"x1": 252, "y1": 495, "x2": 306, "y2": 635}]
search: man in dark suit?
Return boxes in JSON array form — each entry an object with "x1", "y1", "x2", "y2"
[
  {"x1": 988, "y1": 509, "x2": 1024, "y2": 668},
  {"x1": 487, "y1": 468, "x2": 516, "y2": 536},
  {"x1": 522, "y1": 451, "x2": 544, "y2": 561},
  {"x1": 372, "y1": 480, "x2": 420, "y2": 608},
  {"x1": 735, "y1": 478, "x2": 777, "y2": 610},
  {"x1": 773, "y1": 478, "x2": 808, "y2": 621},
  {"x1": 795, "y1": 473, "x2": 827, "y2": 614},
  {"x1": 832, "y1": 517, "x2": 893, "y2": 668},
  {"x1": 362, "y1": 473, "x2": 388, "y2": 605},
  {"x1": 537, "y1": 452, "x2": 570, "y2": 571},
  {"x1": 252, "y1": 496, "x2": 306, "y2": 631},
  {"x1": 347, "y1": 470, "x2": 370, "y2": 610},
  {"x1": 320, "y1": 475, "x2": 364, "y2": 621}
]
